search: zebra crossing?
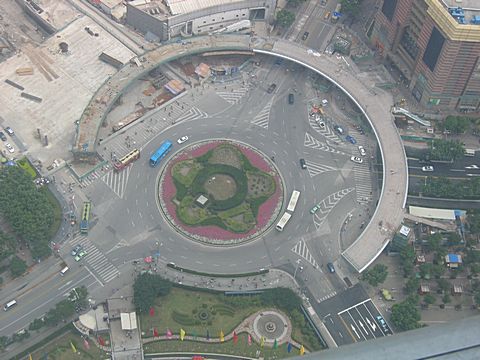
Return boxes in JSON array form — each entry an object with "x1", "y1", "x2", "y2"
[
  {"x1": 317, "y1": 291, "x2": 337, "y2": 303},
  {"x1": 175, "y1": 106, "x2": 208, "y2": 123},
  {"x1": 304, "y1": 132, "x2": 346, "y2": 155},
  {"x1": 346, "y1": 129, "x2": 374, "y2": 204},
  {"x1": 101, "y1": 165, "x2": 131, "y2": 198},
  {"x1": 69, "y1": 234, "x2": 119, "y2": 285},
  {"x1": 251, "y1": 99, "x2": 274, "y2": 129},
  {"x1": 291, "y1": 240, "x2": 318, "y2": 268},
  {"x1": 312, "y1": 188, "x2": 355, "y2": 229},
  {"x1": 216, "y1": 87, "x2": 248, "y2": 105},
  {"x1": 77, "y1": 167, "x2": 107, "y2": 188},
  {"x1": 305, "y1": 160, "x2": 337, "y2": 178},
  {"x1": 309, "y1": 117, "x2": 342, "y2": 143}
]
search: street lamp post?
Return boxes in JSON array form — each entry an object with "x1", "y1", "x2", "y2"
[{"x1": 293, "y1": 259, "x2": 302, "y2": 280}]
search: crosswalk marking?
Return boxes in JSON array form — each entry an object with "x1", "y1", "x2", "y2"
[
  {"x1": 318, "y1": 291, "x2": 337, "y2": 303},
  {"x1": 68, "y1": 234, "x2": 119, "y2": 284},
  {"x1": 313, "y1": 188, "x2": 355, "y2": 229},
  {"x1": 175, "y1": 107, "x2": 208, "y2": 123},
  {"x1": 251, "y1": 99, "x2": 274, "y2": 129},
  {"x1": 304, "y1": 132, "x2": 346, "y2": 155},
  {"x1": 291, "y1": 240, "x2": 318, "y2": 268},
  {"x1": 305, "y1": 160, "x2": 337, "y2": 178},
  {"x1": 102, "y1": 165, "x2": 131, "y2": 199},
  {"x1": 309, "y1": 117, "x2": 342, "y2": 142},
  {"x1": 216, "y1": 87, "x2": 248, "y2": 104}
]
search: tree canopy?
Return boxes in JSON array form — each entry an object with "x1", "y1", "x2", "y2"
[
  {"x1": 133, "y1": 273, "x2": 172, "y2": 313},
  {"x1": 276, "y1": 9, "x2": 296, "y2": 28},
  {"x1": 444, "y1": 115, "x2": 470, "y2": 134},
  {"x1": 0, "y1": 166, "x2": 55, "y2": 259},
  {"x1": 260, "y1": 287, "x2": 302, "y2": 312},
  {"x1": 429, "y1": 139, "x2": 465, "y2": 161},
  {"x1": 390, "y1": 296, "x2": 421, "y2": 331},
  {"x1": 361, "y1": 264, "x2": 388, "y2": 287},
  {"x1": 340, "y1": 0, "x2": 363, "y2": 16}
]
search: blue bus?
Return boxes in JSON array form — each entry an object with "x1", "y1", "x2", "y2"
[{"x1": 150, "y1": 140, "x2": 173, "y2": 167}]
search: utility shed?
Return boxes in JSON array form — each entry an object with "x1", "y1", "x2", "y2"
[{"x1": 445, "y1": 254, "x2": 462, "y2": 268}]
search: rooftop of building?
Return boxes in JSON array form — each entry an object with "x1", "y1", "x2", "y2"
[
  {"x1": 129, "y1": 0, "x2": 245, "y2": 19},
  {"x1": 442, "y1": 0, "x2": 480, "y2": 25}
]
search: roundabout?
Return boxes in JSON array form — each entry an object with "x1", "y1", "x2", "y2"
[{"x1": 158, "y1": 140, "x2": 283, "y2": 245}]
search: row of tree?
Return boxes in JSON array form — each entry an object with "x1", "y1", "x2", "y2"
[{"x1": 422, "y1": 177, "x2": 480, "y2": 199}]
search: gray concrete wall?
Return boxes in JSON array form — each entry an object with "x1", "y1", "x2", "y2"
[{"x1": 125, "y1": 3, "x2": 166, "y2": 40}]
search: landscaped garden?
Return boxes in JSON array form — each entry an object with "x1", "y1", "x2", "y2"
[{"x1": 159, "y1": 141, "x2": 283, "y2": 243}]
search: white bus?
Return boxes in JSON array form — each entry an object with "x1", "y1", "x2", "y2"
[
  {"x1": 4, "y1": 299, "x2": 17, "y2": 311},
  {"x1": 464, "y1": 149, "x2": 476, "y2": 157},
  {"x1": 287, "y1": 190, "x2": 301, "y2": 213},
  {"x1": 276, "y1": 212, "x2": 292, "y2": 231}
]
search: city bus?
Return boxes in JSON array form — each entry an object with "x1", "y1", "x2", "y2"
[
  {"x1": 464, "y1": 149, "x2": 476, "y2": 157},
  {"x1": 150, "y1": 140, "x2": 173, "y2": 167},
  {"x1": 331, "y1": 3, "x2": 342, "y2": 23},
  {"x1": 276, "y1": 212, "x2": 292, "y2": 231},
  {"x1": 287, "y1": 190, "x2": 301, "y2": 213},
  {"x1": 80, "y1": 201, "x2": 91, "y2": 234},
  {"x1": 113, "y1": 148, "x2": 140, "y2": 171}
]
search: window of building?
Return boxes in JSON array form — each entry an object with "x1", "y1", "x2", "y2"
[
  {"x1": 423, "y1": 27, "x2": 445, "y2": 72},
  {"x1": 382, "y1": 0, "x2": 397, "y2": 21}
]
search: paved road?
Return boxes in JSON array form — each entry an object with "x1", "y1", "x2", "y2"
[{"x1": 408, "y1": 157, "x2": 480, "y2": 178}]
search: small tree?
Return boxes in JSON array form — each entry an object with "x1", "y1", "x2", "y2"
[
  {"x1": 361, "y1": 264, "x2": 388, "y2": 286},
  {"x1": 391, "y1": 296, "x2": 421, "y2": 331},
  {"x1": 436, "y1": 278, "x2": 450, "y2": 293},
  {"x1": 426, "y1": 233, "x2": 442, "y2": 253},
  {"x1": 10, "y1": 256, "x2": 27, "y2": 278},
  {"x1": 276, "y1": 9, "x2": 296, "y2": 28},
  {"x1": 442, "y1": 294, "x2": 451, "y2": 304},
  {"x1": 423, "y1": 293, "x2": 436, "y2": 305},
  {"x1": 405, "y1": 277, "x2": 420, "y2": 295}
]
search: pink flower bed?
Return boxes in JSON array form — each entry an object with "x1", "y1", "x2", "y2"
[{"x1": 160, "y1": 141, "x2": 282, "y2": 241}]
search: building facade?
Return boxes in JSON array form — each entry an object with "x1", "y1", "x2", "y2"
[
  {"x1": 370, "y1": 0, "x2": 480, "y2": 112},
  {"x1": 126, "y1": 0, "x2": 277, "y2": 42}
]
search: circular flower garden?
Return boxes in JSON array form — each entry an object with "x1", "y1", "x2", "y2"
[{"x1": 158, "y1": 140, "x2": 284, "y2": 245}]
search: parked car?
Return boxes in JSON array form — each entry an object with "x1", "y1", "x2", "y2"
[
  {"x1": 310, "y1": 205, "x2": 319, "y2": 214},
  {"x1": 74, "y1": 250, "x2": 87, "y2": 262},
  {"x1": 5, "y1": 143, "x2": 14, "y2": 153},
  {"x1": 346, "y1": 135, "x2": 357, "y2": 144},
  {"x1": 71, "y1": 245, "x2": 82, "y2": 257},
  {"x1": 358, "y1": 145, "x2": 366, "y2": 156},
  {"x1": 421, "y1": 166, "x2": 434, "y2": 172},
  {"x1": 334, "y1": 125, "x2": 344, "y2": 135},
  {"x1": 267, "y1": 84, "x2": 277, "y2": 94},
  {"x1": 177, "y1": 136, "x2": 189, "y2": 144},
  {"x1": 299, "y1": 158, "x2": 307, "y2": 169},
  {"x1": 302, "y1": 31, "x2": 309, "y2": 41},
  {"x1": 327, "y1": 262, "x2": 335, "y2": 273},
  {"x1": 288, "y1": 93, "x2": 294, "y2": 104},
  {"x1": 0, "y1": 131, "x2": 6, "y2": 141},
  {"x1": 4, "y1": 127, "x2": 14, "y2": 136},
  {"x1": 318, "y1": 121, "x2": 326, "y2": 130},
  {"x1": 351, "y1": 156, "x2": 363, "y2": 164}
]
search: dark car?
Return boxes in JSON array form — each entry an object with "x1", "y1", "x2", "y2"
[
  {"x1": 274, "y1": 57, "x2": 284, "y2": 66},
  {"x1": 288, "y1": 93, "x2": 294, "y2": 104},
  {"x1": 0, "y1": 131, "x2": 6, "y2": 141},
  {"x1": 327, "y1": 262, "x2": 335, "y2": 273},
  {"x1": 267, "y1": 84, "x2": 277, "y2": 94},
  {"x1": 299, "y1": 158, "x2": 307, "y2": 169},
  {"x1": 302, "y1": 31, "x2": 309, "y2": 41}
]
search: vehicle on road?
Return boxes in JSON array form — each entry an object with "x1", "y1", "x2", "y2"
[
  {"x1": 324, "y1": 11, "x2": 331, "y2": 20},
  {"x1": 4, "y1": 299, "x2": 17, "y2": 311},
  {"x1": 351, "y1": 156, "x2": 363, "y2": 164},
  {"x1": 71, "y1": 245, "x2": 82, "y2": 257},
  {"x1": 331, "y1": 4, "x2": 341, "y2": 23},
  {"x1": 150, "y1": 140, "x2": 173, "y2": 167},
  {"x1": 288, "y1": 93, "x2": 294, "y2": 104},
  {"x1": 346, "y1": 135, "x2": 356, "y2": 144},
  {"x1": 310, "y1": 205, "x2": 319, "y2": 214},
  {"x1": 318, "y1": 121, "x2": 326, "y2": 129},
  {"x1": 299, "y1": 158, "x2": 307, "y2": 169},
  {"x1": 358, "y1": 145, "x2": 366, "y2": 156},
  {"x1": 464, "y1": 149, "x2": 475, "y2": 157},
  {"x1": 113, "y1": 148, "x2": 140, "y2": 172},
  {"x1": 274, "y1": 58, "x2": 284, "y2": 66},
  {"x1": 421, "y1": 166, "x2": 434, "y2": 172},
  {"x1": 60, "y1": 266, "x2": 69, "y2": 276},
  {"x1": 276, "y1": 212, "x2": 292, "y2": 231},
  {"x1": 74, "y1": 250, "x2": 87, "y2": 262},
  {"x1": 302, "y1": 31, "x2": 309, "y2": 41},
  {"x1": 267, "y1": 84, "x2": 277, "y2": 94},
  {"x1": 287, "y1": 190, "x2": 301, "y2": 213},
  {"x1": 376, "y1": 315, "x2": 389, "y2": 332},
  {"x1": 327, "y1": 262, "x2": 335, "y2": 273},
  {"x1": 80, "y1": 201, "x2": 91, "y2": 235},
  {"x1": 4, "y1": 127, "x2": 14, "y2": 136},
  {"x1": 334, "y1": 125, "x2": 344, "y2": 135},
  {"x1": 5, "y1": 143, "x2": 14, "y2": 153},
  {"x1": 177, "y1": 136, "x2": 189, "y2": 144},
  {"x1": 0, "y1": 131, "x2": 6, "y2": 141}
]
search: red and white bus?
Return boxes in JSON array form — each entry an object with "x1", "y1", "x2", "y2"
[{"x1": 113, "y1": 148, "x2": 140, "y2": 171}]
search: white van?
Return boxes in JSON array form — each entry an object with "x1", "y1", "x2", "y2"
[
  {"x1": 60, "y1": 266, "x2": 69, "y2": 276},
  {"x1": 4, "y1": 299, "x2": 17, "y2": 311}
]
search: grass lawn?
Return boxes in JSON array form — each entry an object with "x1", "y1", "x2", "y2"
[
  {"x1": 141, "y1": 288, "x2": 262, "y2": 338},
  {"x1": 17, "y1": 158, "x2": 37, "y2": 178},
  {"x1": 45, "y1": 188, "x2": 62, "y2": 240},
  {"x1": 144, "y1": 333, "x2": 299, "y2": 359},
  {"x1": 30, "y1": 331, "x2": 109, "y2": 360}
]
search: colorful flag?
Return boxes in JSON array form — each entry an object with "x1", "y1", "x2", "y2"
[
  {"x1": 273, "y1": 338, "x2": 278, "y2": 349},
  {"x1": 260, "y1": 336, "x2": 265, "y2": 347},
  {"x1": 247, "y1": 334, "x2": 252, "y2": 346},
  {"x1": 180, "y1": 328, "x2": 186, "y2": 341},
  {"x1": 98, "y1": 336, "x2": 105, "y2": 346},
  {"x1": 70, "y1": 341, "x2": 77, "y2": 353},
  {"x1": 233, "y1": 331, "x2": 238, "y2": 344},
  {"x1": 219, "y1": 330, "x2": 224, "y2": 343},
  {"x1": 299, "y1": 345, "x2": 305, "y2": 355},
  {"x1": 287, "y1": 342, "x2": 292, "y2": 353},
  {"x1": 206, "y1": 329, "x2": 210, "y2": 340},
  {"x1": 149, "y1": 307, "x2": 155, "y2": 317},
  {"x1": 83, "y1": 338, "x2": 90, "y2": 350},
  {"x1": 153, "y1": 328, "x2": 159, "y2": 337},
  {"x1": 166, "y1": 328, "x2": 173, "y2": 339},
  {"x1": 28, "y1": 354, "x2": 33, "y2": 360}
]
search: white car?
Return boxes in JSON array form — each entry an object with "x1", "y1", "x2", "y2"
[
  {"x1": 422, "y1": 166, "x2": 434, "y2": 172},
  {"x1": 358, "y1": 146, "x2": 366, "y2": 156},
  {"x1": 177, "y1": 136, "x2": 189, "y2": 144},
  {"x1": 5, "y1": 143, "x2": 14, "y2": 153},
  {"x1": 351, "y1": 156, "x2": 363, "y2": 164},
  {"x1": 318, "y1": 121, "x2": 326, "y2": 130}
]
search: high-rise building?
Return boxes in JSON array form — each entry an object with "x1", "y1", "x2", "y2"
[{"x1": 370, "y1": 0, "x2": 480, "y2": 112}]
